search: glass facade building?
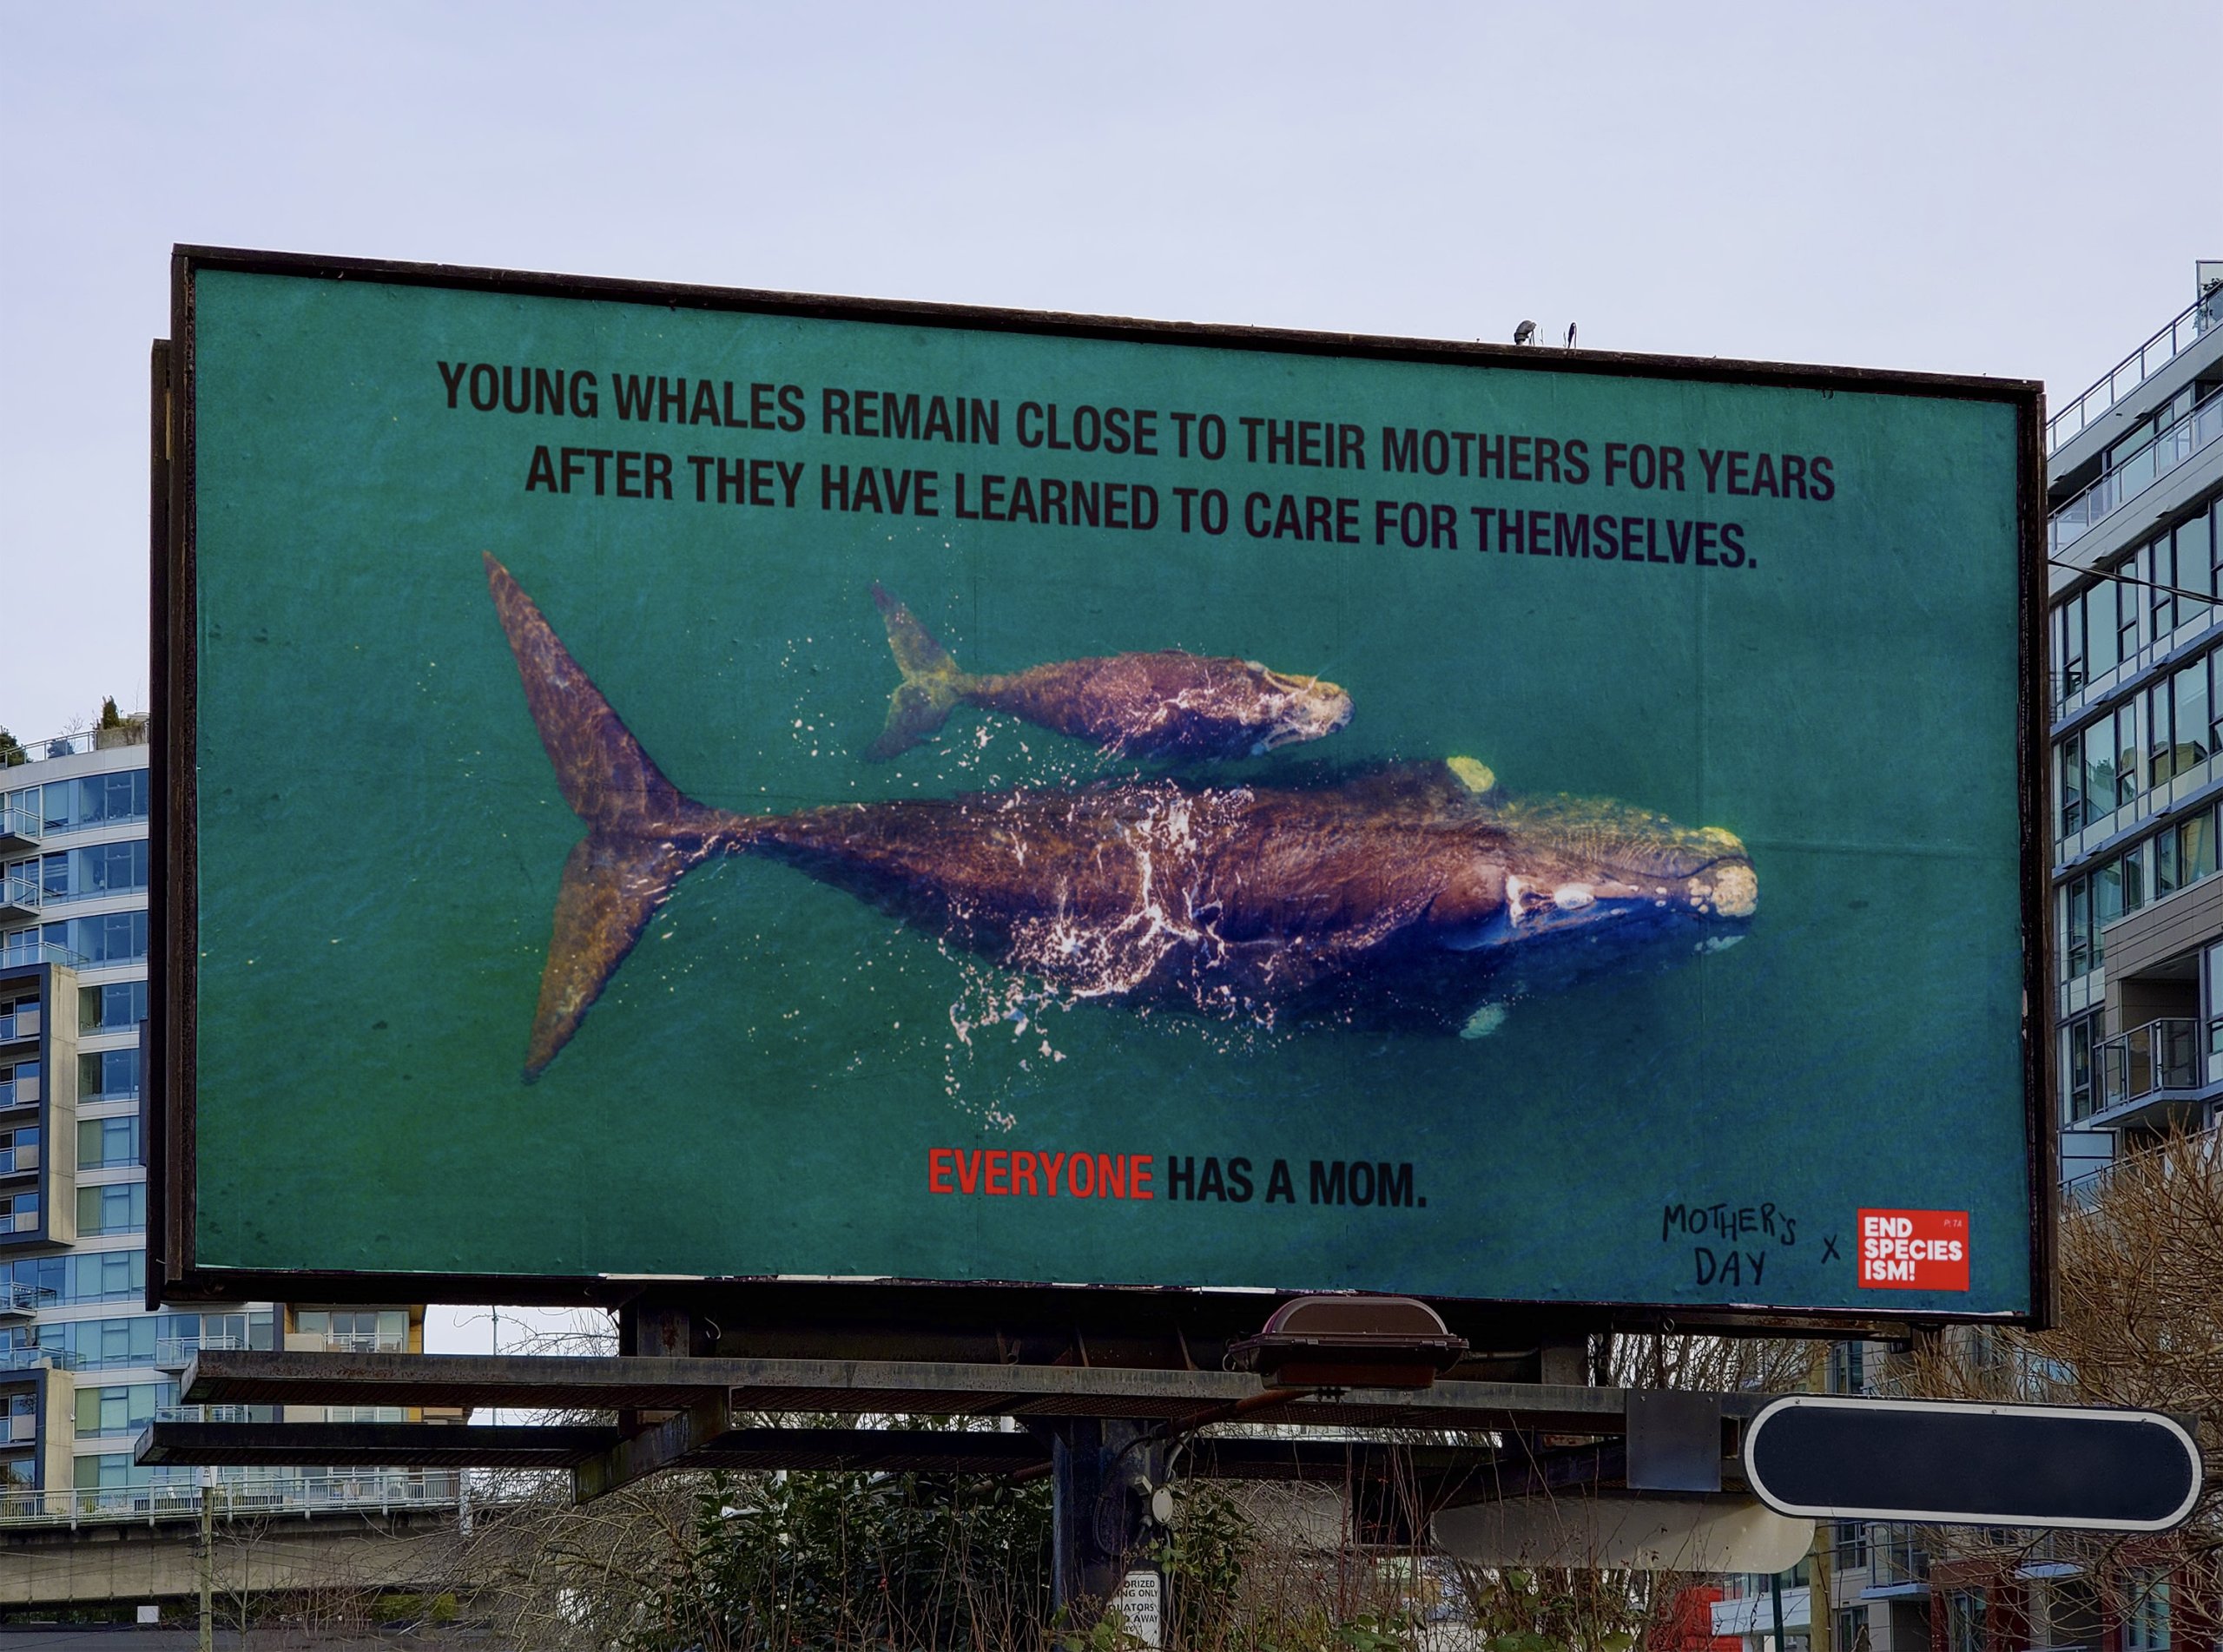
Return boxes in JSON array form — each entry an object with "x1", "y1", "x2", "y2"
[
  {"x1": 2047, "y1": 268, "x2": 2223, "y2": 1191},
  {"x1": 0, "y1": 726, "x2": 446, "y2": 1522}
]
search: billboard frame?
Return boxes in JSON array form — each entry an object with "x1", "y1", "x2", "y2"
[{"x1": 150, "y1": 244, "x2": 2055, "y2": 1333}]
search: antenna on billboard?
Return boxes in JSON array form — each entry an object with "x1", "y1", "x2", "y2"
[{"x1": 1513, "y1": 319, "x2": 1536, "y2": 345}]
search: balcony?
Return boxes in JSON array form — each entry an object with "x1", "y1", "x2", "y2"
[
  {"x1": 0, "y1": 1281, "x2": 54, "y2": 1320},
  {"x1": 0, "y1": 803, "x2": 36, "y2": 857},
  {"x1": 0, "y1": 876, "x2": 36, "y2": 925},
  {"x1": 0, "y1": 1142, "x2": 38, "y2": 1176},
  {"x1": 0, "y1": 1347, "x2": 79, "y2": 1372},
  {"x1": 2050, "y1": 383, "x2": 2223, "y2": 555},
  {"x1": 2088, "y1": 1017, "x2": 2206, "y2": 1130},
  {"x1": 0, "y1": 1470, "x2": 468, "y2": 1528},
  {"x1": 0, "y1": 1004, "x2": 36, "y2": 1046},
  {"x1": 0, "y1": 939, "x2": 82, "y2": 971},
  {"x1": 2049, "y1": 283, "x2": 2223, "y2": 456},
  {"x1": 0, "y1": 1074, "x2": 34, "y2": 1111},
  {"x1": 155, "y1": 1333, "x2": 244, "y2": 1372}
]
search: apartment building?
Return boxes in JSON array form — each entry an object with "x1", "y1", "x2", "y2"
[
  {"x1": 0, "y1": 721, "x2": 452, "y2": 1533},
  {"x1": 1717, "y1": 263, "x2": 2223, "y2": 1652}
]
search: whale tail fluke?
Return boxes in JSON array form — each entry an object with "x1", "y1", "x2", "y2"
[
  {"x1": 867, "y1": 582, "x2": 969, "y2": 760},
  {"x1": 483, "y1": 552, "x2": 722, "y2": 1080}
]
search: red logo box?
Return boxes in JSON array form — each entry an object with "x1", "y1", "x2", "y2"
[{"x1": 1857, "y1": 1208, "x2": 1969, "y2": 1291}]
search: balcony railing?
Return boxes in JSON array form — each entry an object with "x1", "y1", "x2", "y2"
[
  {"x1": 0, "y1": 1470, "x2": 473, "y2": 1527},
  {"x1": 0, "y1": 1281, "x2": 55, "y2": 1318},
  {"x1": 1870, "y1": 1530, "x2": 1932, "y2": 1586},
  {"x1": 2049, "y1": 284, "x2": 2223, "y2": 455},
  {"x1": 318, "y1": 1332, "x2": 409, "y2": 1354},
  {"x1": 0, "y1": 803, "x2": 36, "y2": 847},
  {"x1": 155, "y1": 1404, "x2": 258, "y2": 1424},
  {"x1": 0, "y1": 1347, "x2": 80, "y2": 1371},
  {"x1": 0, "y1": 723, "x2": 151, "y2": 770},
  {"x1": 2051, "y1": 385, "x2": 2223, "y2": 554},
  {"x1": 155, "y1": 1333, "x2": 244, "y2": 1371},
  {"x1": 0, "y1": 939, "x2": 85, "y2": 971},
  {"x1": 0, "y1": 1006, "x2": 36, "y2": 1043},
  {"x1": 2093, "y1": 1017, "x2": 2200, "y2": 1117}
]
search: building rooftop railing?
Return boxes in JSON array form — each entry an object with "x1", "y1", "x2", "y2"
[
  {"x1": 0, "y1": 1470, "x2": 477, "y2": 1528},
  {"x1": 2049, "y1": 283, "x2": 2223, "y2": 456},
  {"x1": 0, "y1": 721, "x2": 150, "y2": 771},
  {"x1": 2050, "y1": 383, "x2": 2223, "y2": 555}
]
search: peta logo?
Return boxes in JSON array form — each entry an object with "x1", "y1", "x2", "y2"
[{"x1": 1857, "y1": 1209, "x2": 1970, "y2": 1290}]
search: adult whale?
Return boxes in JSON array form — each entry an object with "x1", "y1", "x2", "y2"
[{"x1": 484, "y1": 554, "x2": 1758, "y2": 1079}]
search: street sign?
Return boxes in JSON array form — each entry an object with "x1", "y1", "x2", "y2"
[{"x1": 1743, "y1": 1396, "x2": 2201, "y2": 1530}]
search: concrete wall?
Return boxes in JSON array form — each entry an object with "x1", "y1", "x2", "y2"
[{"x1": 0, "y1": 1508, "x2": 458, "y2": 1608}]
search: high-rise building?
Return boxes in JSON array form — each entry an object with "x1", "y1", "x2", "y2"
[
  {"x1": 2046, "y1": 260, "x2": 2223, "y2": 1193},
  {"x1": 0, "y1": 719, "x2": 452, "y2": 1541},
  {"x1": 1716, "y1": 260, "x2": 2223, "y2": 1652}
]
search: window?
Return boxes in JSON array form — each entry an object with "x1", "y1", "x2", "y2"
[
  {"x1": 41, "y1": 842, "x2": 148, "y2": 902},
  {"x1": 2115, "y1": 700, "x2": 2142, "y2": 808},
  {"x1": 38, "y1": 771, "x2": 148, "y2": 833},
  {"x1": 76, "y1": 1181, "x2": 145, "y2": 1236},
  {"x1": 0, "y1": 1127, "x2": 38, "y2": 1175},
  {"x1": 42, "y1": 912, "x2": 147, "y2": 967},
  {"x1": 2057, "y1": 747, "x2": 2076, "y2": 839},
  {"x1": 1826, "y1": 1340, "x2": 1867, "y2": 1395},
  {"x1": 0, "y1": 1061, "x2": 36, "y2": 1110},
  {"x1": 2124, "y1": 1570, "x2": 2170, "y2": 1652},
  {"x1": 2058, "y1": 594, "x2": 2088, "y2": 704},
  {"x1": 2147, "y1": 678, "x2": 2177, "y2": 787},
  {"x1": 77, "y1": 1117, "x2": 138, "y2": 1170},
  {"x1": 76, "y1": 1048, "x2": 138, "y2": 1102},
  {"x1": 1946, "y1": 1591, "x2": 1987, "y2": 1652},
  {"x1": 2, "y1": 1250, "x2": 143, "y2": 1304},
  {"x1": 2175, "y1": 655, "x2": 2213, "y2": 773},
  {"x1": 2180, "y1": 808, "x2": 2218, "y2": 885},
  {"x1": 79, "y1": 982, "x2": 147, "y2": 1035},
  {"x1": 2122, "y1": 840, "x2": 2146, "y2": 912},
  {"x1": 2067, "y1": 1016, "x2": 2098, "y2": 1122},
  {"x1": 2065, "y1": 878, "x2": 2092, "y2": 979},
  {"x1": 294, "y1": 1309, "x2": 409, "y2": 1353},
  {"x1": 74, "y1": 1384, "x2": 165, "y2": 1439},
  {"x1": 1836, "y1": 1607, "x2": 1867, "y2": 1652},
  {"x1": 0, "y1": 1191, "x2": 38, "y2": 1233}
]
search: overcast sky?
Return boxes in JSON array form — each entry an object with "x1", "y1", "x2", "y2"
[{"x1": 2, "y1": 2, "x2": 2215, "y2": 1342}]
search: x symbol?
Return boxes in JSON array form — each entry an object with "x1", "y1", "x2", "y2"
[{"x1": 1822, "y1": 1234, "x2": 1841, "y2": 1262}]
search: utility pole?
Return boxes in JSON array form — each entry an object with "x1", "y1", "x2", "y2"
[{"x1": 197, "y1": 1472, "x2": 214, "y2": 1652}]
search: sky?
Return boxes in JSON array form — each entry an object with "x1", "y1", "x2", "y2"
[{"x1": 0, "y1": 1, "x2": 2215, "y2": 1339}]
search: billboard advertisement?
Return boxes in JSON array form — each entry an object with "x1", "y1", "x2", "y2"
[{"x1": 157, "y1": 248, "x2": 2047, "y2": 1320}]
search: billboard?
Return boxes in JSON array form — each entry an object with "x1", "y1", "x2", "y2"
[{"x1": 155, "y1": 247, "x2": 2048, "y2": 1323}]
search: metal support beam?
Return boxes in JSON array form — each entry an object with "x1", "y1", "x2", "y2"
[{"x1": 575, "y1": 1394, "x2": 733, "y2": 1502}]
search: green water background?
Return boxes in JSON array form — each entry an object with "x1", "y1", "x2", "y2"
[{"x1": 190, "y1": 269, "x2": 2029, "y2": 1313}]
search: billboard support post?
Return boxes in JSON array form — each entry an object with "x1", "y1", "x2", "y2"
[{"x1": 1049, "y1": 1418, "x2": 1166, "y2": 1619}]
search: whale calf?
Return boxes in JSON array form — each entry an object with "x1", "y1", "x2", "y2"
[
  {"x1": 867, "y1": 582, "x2": 1352, "y2": 760},
  {"x1": 485, "y1": 555, "x2": 1756, "y2": 1079}
]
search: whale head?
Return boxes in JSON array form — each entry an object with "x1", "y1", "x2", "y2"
[
  {"x1": 1248, "y1": 667, "x2": 1355, "y2": 754},
  {"x1": 1438, "y1": 791, "x2": 1758, "y2": 956}
]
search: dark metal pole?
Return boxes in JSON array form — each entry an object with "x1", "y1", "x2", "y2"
[
  {"x1": 1771, "y1": 1569, "x2": 1788, "y2": 1652},
  {"x1": 1049, "y1": 1418, "x2": 1164, "y2": 1620}
]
